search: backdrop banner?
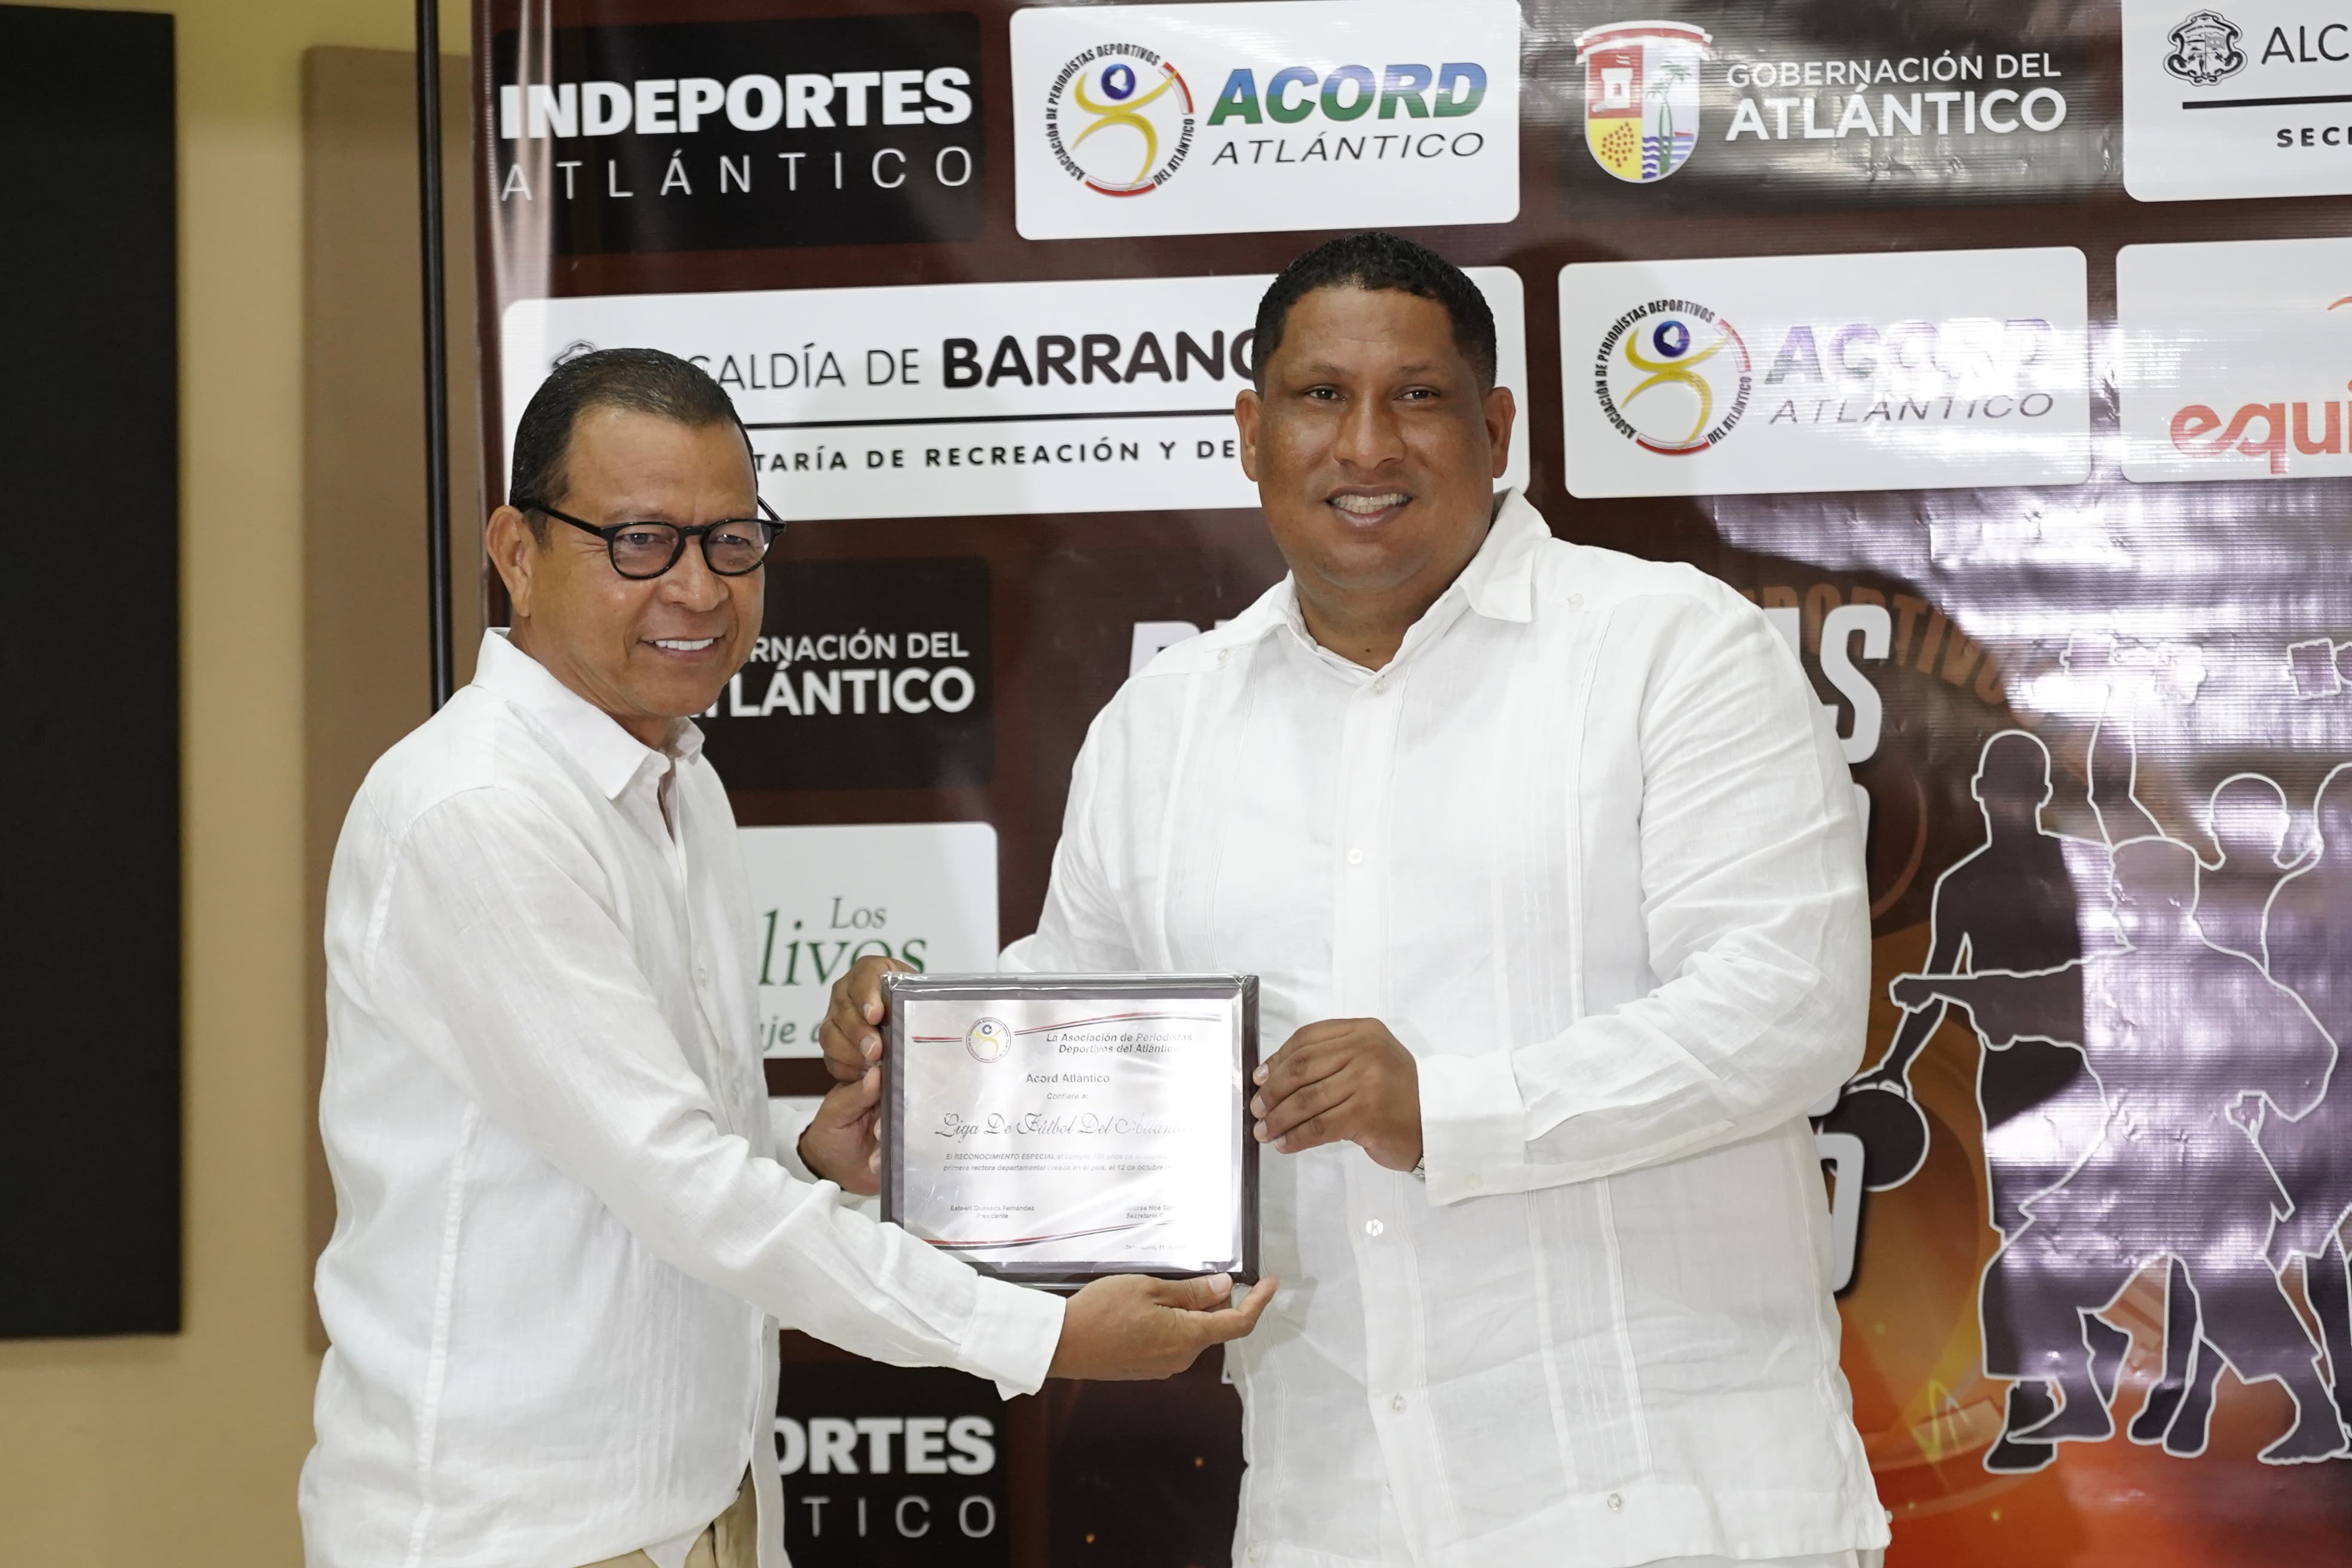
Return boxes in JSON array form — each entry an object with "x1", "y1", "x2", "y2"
[{"x1": 474, "y1": 2, "x2": 2352, "y2": 1561}]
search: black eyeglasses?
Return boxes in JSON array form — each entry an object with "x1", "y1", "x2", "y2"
[{"x1": 520, "y1": 498, "x2": 784, "y2": 580}]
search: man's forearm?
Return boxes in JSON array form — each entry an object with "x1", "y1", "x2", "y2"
[{"x1": 1419, "y1": 935, "x2": 1866, "y2": 1203}]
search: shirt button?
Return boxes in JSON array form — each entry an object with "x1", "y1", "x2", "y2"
[
  {"x1": 1346, "y1": 846, "x2": 1365, "y2": 865},
  {"x1": 1568, "y1": 592, "x2": 1586, "y2": 608},
  {"x1": 1391, "y1": 1394, "x2": 1407, "y2": 1414},
  {"x1": 1218, "y1": 648, "x2": 1231, "y2": 667},
  {"x1": 1248, "y1": 1549, "x2": 1263, "y2": 1564},
  {"x1": 1371, "y1": 675, "x2": 1387, "y2": 694},
  {"x1": 1607, "y1": 1492, "x2": 1623, "y2": 1512},
  {"x1": 1364, "y1": 1218, "x2": 1383, "y2": 1238}
]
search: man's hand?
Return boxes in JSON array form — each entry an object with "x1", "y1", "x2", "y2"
[
  {"x1": 817, "y1": 954, "x2": 913, "y2": 1084},
  {"x1": 1046, "y1": 1273, "x2": 1280, "y2": 1380},
  {"x1": 1250, "y1": 1018, "x2": 1422, "y2": 1172},
  {"x1": 796, "y1": 1068, "x2": 884, "y2": 1196}
]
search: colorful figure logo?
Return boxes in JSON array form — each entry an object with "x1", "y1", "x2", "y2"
[
  {"x1": 2164, "y1": 10, "x2": 2246, "y2": 86},
  {"x1": 1574, "y1": 21, "x2": 1711, "y2": 184},
  {"x1": 1595, "y1": 302, "x2": 1752, "y2": 455},
  {"x1": 1045, "y1": 48, "x2": 1196, "y2": 197},
  {"x1": 966, "y1": 1017, "x2": 1012, "y2": 1064}
]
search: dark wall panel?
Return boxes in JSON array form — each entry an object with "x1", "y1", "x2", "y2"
[{"x1": 0, "y1": 2, "x2": 180, "y2": 1338}]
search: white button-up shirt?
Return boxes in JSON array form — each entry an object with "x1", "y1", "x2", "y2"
[
  {"x1": 1005, "y1": 492, "x2": 1886, "y2": 1568},
  {"x1": 302, "y1": 630, "x2": 1063, "y2": 1568}
]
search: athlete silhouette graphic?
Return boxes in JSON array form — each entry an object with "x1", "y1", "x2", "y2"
[
  {"x1": 1829, "y1": 635, "x2": 2271, "y2": 1469},
  {"x1": 2253, "y1": 764, "x2": 2352, "y2": 1436},
  {"x1": 1836, "y1": 704, "x2": 2157, "y2": 1469},
  {"x1": 2130, "y1": 772, "x2": 2314, "y2": 1454},
  {"x1": 1897, "y1": 837, "x2": 2347, "y2": 1466},
  {"x1": 2203, "y1": 775, "x2": 2302, "y2": 963}
]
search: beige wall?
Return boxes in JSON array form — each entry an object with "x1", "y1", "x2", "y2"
[
  {"x1": 0, "y1": 3, "x2": 471, "y2": 1563},
  {"x1": 304, "y1": 41, "x2": 484, "y2": 1352}
]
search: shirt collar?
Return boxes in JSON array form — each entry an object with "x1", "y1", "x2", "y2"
[
  {"x1": 1207, "y1": 486, "x2": 1547, "y2": 659},
  {"x1": 471, "y1": 629, "x2": 704, "y2": 800},
  {"x1": 1457, "y1": 487, "x2": 1545, "y2": 624}
]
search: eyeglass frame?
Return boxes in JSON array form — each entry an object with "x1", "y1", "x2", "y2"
[{"x1": 515, "y1": 496, "x2": 786, "y2": 580}]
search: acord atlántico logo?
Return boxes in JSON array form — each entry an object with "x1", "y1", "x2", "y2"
[
  {"x1": 965, "y1": 1017, "x2": 1012, "y2": 1064},
  {"x1": 1043, "y1": 45, "x2": 1197, "y2": 197},
  {"x1": 1593, "y1": 300, "x2": 1753, "y2": 455}
]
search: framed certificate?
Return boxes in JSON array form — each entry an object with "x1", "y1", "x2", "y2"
[{"x1": 880, "y1": 973, "x2": 1259, "y2": 1290}]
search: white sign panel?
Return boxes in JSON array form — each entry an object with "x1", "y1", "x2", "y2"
[
  {"x1": 737, "y1": 822, "x2": 997, "y2": 1059},
  {"x1": 501, "y1": 271, "x2": 1529, "y2": 521},
  {"x1": 1558, "y1": 248, "x2": 2089, "y2": 499},
  {"x1": 2119, "y1": 237, "x2": 2352, "y2": 483},
  {"x1": 1009, "y1": 0, "x2": 1520, "y2": 240},
  {"x1": 2124, "y1": 1, "x2": 2352, "y2": 201}
]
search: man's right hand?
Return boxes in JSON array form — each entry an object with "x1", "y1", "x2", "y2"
[
  {"x1": 1046, "y1": 1273, "x2": 1280, "y2": 1381},
  {"x1": 818, "y1": 954, "x2": 913, "y2": 1084}
]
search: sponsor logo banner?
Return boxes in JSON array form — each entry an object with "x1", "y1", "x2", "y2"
[
  {"x1": 1009, "y1": 0, "x2": 1520, "y2": 240},
  {"x1": 703, "y1": 558, "x2": 991, "y2": 791},
  {"x1": 776, "y1": 1361, "x2": 1008, "y2": 1564},
  {"x1": 2125, "y1": 0, "x2": 2352, "y2": 200},
  {"x1": 1559, "y1": 248, "x2": 2089, "y2": 498},
  {"x1": 500, "y1": 272, "x2": 1529, "y2": 520},
  {"x1": 488, "y1": 13, "x2": 981, "y2": 254},
  {"x1": 738, "y1": 822, "x2": 997, "y2": 1060},
  {"x1": 2119, "y1": 237, "x2": 2352, "y2": 482},
  {"x1": 1543, "y1": 2, "x2": 2102, "y2": 215}
]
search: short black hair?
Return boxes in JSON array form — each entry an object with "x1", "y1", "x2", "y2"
[
  {"x1": 1252, "y1": 231, "x2": 1496, "y2": 391},
  {"x1": 507, "y1": 347, "x2": 746, "y2": 532}
]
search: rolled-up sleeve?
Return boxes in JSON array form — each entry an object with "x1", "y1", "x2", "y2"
[
  {"x1": 364, "y1": 788, "x2": 1064, "y2": 1397},
  {"x1": 1417, "y1": 590, "x2": 1870, "y2": 1204}
]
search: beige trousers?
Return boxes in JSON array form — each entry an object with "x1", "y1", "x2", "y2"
[{"x1": 577, "y1": 1469, "x2": 758, "y2": 1568}]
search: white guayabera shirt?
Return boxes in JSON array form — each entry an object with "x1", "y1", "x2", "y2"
[
  {"x1": 301, "y1": 630, "x2": 1063, "y2": 1568},
  {"x1": 1006, "y1": 491, "x2": 1889, "y2": 1568}
]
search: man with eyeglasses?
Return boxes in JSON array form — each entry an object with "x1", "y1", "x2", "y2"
[{"x1": 299, "y1": 348, "x2": 1273, "y2": 1568}]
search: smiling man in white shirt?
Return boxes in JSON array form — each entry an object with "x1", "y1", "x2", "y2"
[
  {"x1": 300, "y1": 348, "x2": 1272, "y2": 1568},
  {"x1": 825, "y1": 234, "x2": 1887, "y2": 1568}
]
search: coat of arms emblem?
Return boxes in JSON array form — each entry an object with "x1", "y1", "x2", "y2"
[
  {"x1": 1575, "y1": 21, "x2": 1712, "y2": 185},
  {"x1": 2164, "y1": 10, "x2": 2246, "y2": 87}
]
